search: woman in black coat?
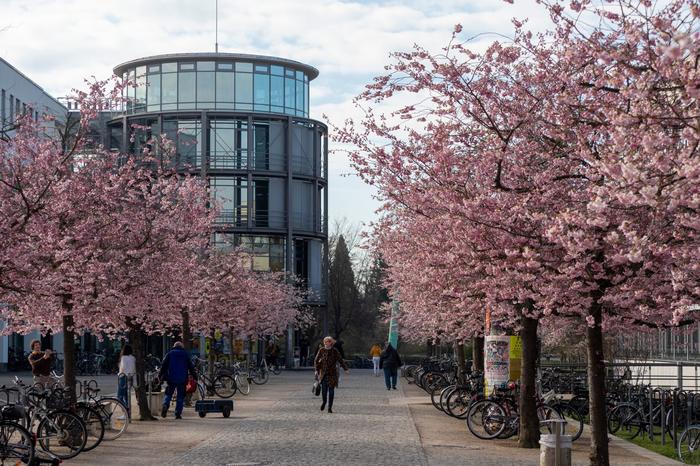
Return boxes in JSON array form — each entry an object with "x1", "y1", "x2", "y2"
[{"x1": 379, "y1": 343, "x2": 402, "y2": 390}]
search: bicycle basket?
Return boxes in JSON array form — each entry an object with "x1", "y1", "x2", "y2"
[{"x1": 46, "y1": 389, "x2": 70, "y2": 410}]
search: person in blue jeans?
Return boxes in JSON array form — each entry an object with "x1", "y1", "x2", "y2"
[
  {"x1": 117, "y1": 344, "x2": 136, "y2": 413},
  {"x1": 157, "y1": 342, "x2": 197, "y2": 419},
  {"x1": 379, "y1": 342, "x2": 402, "y2": 390}
]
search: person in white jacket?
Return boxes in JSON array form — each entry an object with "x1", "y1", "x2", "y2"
[{"x1": 117, "y1": 345, "x2": 136, "y2": 411}]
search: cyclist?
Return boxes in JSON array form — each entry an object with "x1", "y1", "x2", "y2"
[{"x1": 157, "y1": 342, "x2": 197, "y2": 419}]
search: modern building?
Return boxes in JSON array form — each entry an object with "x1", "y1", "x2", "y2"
[
  {"x1": 0, "y1": 57, "x2": 69, "y2": 370},
  {"x1": 107, "y1": 53, "x2": 329, "y2": 364},
  {"x1": 0, "y1": 57, "x2": 66, "y2": 138}
]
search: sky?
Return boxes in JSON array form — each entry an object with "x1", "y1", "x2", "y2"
[{"x1": 0, "y1": 0, "x2": 549, "y2": 231}]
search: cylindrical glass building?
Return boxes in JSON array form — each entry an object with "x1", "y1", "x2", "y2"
[{"x1": 107, "y1": 53, "x2": 328, "y2": 312}]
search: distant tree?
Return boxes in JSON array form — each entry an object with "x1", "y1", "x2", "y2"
[{"x1": 328, "y1": 235, "x2": 360, "y2": 340}]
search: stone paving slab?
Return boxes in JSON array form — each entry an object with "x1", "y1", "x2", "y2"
[{"x1": 66, "y1": 369, "x2": 684, "y2": 465}]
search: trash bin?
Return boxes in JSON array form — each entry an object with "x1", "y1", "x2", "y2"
[
  {"x1": 130, "y1": 390, "x2": 164, "y2": 417},
  {"x1": 540, "y1": 433, "x2": 572, "y2": 466}
]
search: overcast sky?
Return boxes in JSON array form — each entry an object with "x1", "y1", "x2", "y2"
[{"x1": 0, "y1": 0, "x2": 548, "y2": 230}]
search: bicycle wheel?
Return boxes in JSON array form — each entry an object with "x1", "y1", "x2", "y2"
[
  {"x1": 555, "y1": 404, "x2": 584, "y2": 441},
  {"x1": 235, "y1": 374, "x2": 251, "y2": 395},
  {"x1": 75, "y1": 403, "x2": 105, "y2": 451},
  {"x1": 538, "y1": 404, "x2": 564, "y2": 435},
  {"x1": 252, "y1": 368, "x2": 269, "y2": 385},
  {"x1": 95, "y1": 397, "x2": 129, "y2": 441},
  {"x1": 678, "y1": 425, "x2": 700, "y2": 464},
  {"x1": 213, "y1": 375, "x2": 236, "y2": 399},
  {"x1": 608, "y1": 404, "x2": 643, "y2": 440},
  {"x1": 0, "y1": 421, "x2": 34, "y2": 464},
  {"x1": 466, "y1": 399, "x2": 506, "y2": 440},
  {"x1": 271, "y1": 365, "x2": 282, "y2": 375},
  {"x1": 446, "y1": 388, "x2": 475, "y2": 419},
  {"x1": 431, "y1": 386, "x2": 450, "y2": 412},
  {"x1": 37, "y1": 410, "x2": 87, "y2": 460}
]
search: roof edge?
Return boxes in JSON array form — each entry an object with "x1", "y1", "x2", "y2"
[{"x1": 113, "y1": 53, "x2": 319, "y2": 80}]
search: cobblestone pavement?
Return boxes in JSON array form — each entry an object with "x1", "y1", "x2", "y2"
[
  {"x1": 68, "y1": 369, "x2": 682, "y2": 466},
  {"x1": 172, "y1": 370, "x2": 428, "y2": 466}
]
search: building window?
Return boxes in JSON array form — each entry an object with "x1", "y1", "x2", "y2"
[
  {"x1": 284, "y1": 76, "x2": 295, "y2": 111},
  {"x1": 161, "y1": 70, "x2": 177, "y2": 111},
  {"x1": 254, "y1": 72, "x2": 270, "y2": 112},
  {"x1": 216, "y1": 69, "x2": 234, "y2": 110},
  {"x1": 197, "y1": 62, "x2": 215, "y2": 108},
  {"x1": 252, "y1": 179, "x2": 269, "y2": 227},
  {"x1": 235, "y1": 71, "x2": 253, "y2": 110},
  {"x1": 135, "y1": 66, "x2": 147, "y2": 113},
  {"x1": 237, "y1": 235, "x2": 285, "y2": 272},
  {"x1": 1, "y1": 89, "x2": 5, "y2": 126},
  {"x1": 121, "y1": 60, "x2": 308, "y2": 117},
  {"x1": 209, "y1": 119, "x2": 248, "y2": 169},
  {"x1": 147, "y1": 72, "x2": 161, "y2": 112},
  {"x1": 178, "y1": 68, "x2": 195, "y2": 110},
  {"x1": 210, "y1": 176, "x2": 248, "y2": 226}
]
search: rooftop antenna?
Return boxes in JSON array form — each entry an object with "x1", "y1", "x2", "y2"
[{"x1": 215, "y1": 0, "x2": 219, "y2": 53}]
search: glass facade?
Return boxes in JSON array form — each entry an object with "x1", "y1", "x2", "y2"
[
  {"x1": 110, "y1": 53, "x2": 326, "y2": 305},
  {"x1": 123, "y1": 59, "x2": 310, "y2": 117}
]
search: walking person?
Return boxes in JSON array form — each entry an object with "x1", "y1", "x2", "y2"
[
  {"x1": 314, "y1": 336, "x2": 349, "y2": 413},
  {"x1": 379, "y1": 342, "x2": 402, "y2": 390},
  {"x1": 157, "y1": 341, "x2": 197, "y2": 419},
  {"x1": 117, "y1": 344, "x2": 136, "y2": 414},
  {"x1": 28, "y1": 340, "x2": 54, "y2": 388},
  {"x1": 369, "y1": 343, "x2": 382, "y2": 376}
]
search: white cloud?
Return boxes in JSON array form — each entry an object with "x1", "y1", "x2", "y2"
[{"x1": 0, "y1": 0, "x2": 550, "y2": 228}]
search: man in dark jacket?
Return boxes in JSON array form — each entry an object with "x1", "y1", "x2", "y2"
[
  {"x1": 158, "y1": 342, "x2": 197, "y2": 419},
  {"x1": 379, "y1": 342, "x2": 402, "y2": 390}
]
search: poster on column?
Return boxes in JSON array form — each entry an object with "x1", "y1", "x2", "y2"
[{"x1": 484, "y1": 335, "x2": 510, "y2": 395}]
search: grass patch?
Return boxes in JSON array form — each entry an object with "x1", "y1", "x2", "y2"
[{"x1": 615, "y1": 429, "x2": 679, "y2": 461}]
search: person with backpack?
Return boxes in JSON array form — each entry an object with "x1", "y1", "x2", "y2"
[
  {"x1": 379, "y1": 342, "x2": 403, "y2": 390},
  {"x1": 157, "y1": 341, "x2": 197, "y2": 419}
]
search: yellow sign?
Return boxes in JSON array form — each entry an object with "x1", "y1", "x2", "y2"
[{"x1": 509, "y1": 336, "x2": 522, "y2": 382}]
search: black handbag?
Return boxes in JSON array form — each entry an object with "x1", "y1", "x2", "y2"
[{"x1": 312, "y1": 375, "x2": 321, "y2": 396}]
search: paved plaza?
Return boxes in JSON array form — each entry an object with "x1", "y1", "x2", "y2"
[{"x1": 57, "y1": 369, "x2": 680, "y2": 466}]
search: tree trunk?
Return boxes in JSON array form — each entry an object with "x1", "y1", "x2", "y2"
[
  {"x1": 181, "y1": 309, "x2": 192, "y2": 352},
  {"x1": 61, "y1": 299, "x2": 77, "y2": 404},
  {"x1": 587, "y1": 305, "x2": 609, "y2": 466},
  {"x1": 129, "y1": 325, "x2": 156, "y2": 421},
  {"x1": 518, "y1": 314, "x2": 540, "y2": 448},
  {"x1": 228, "y1": 328, "x2": 235, "y2": 364},
  {"x1": 207, "y1": 329, "x2": 215, "y2": 392},
  {"x1": 472, "y1": 336, "x2": 484, "y2": 373},
  {"x1": 454, "y1": 341, "x2": 467, "y2": 384}
]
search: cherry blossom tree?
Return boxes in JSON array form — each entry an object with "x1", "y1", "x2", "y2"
[{"x1": 336, "y1": 1, "x2": 700, "y2": 463}]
